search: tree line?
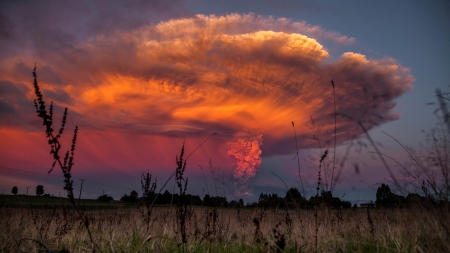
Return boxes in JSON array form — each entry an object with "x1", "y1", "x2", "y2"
[
  {"x1": 11, "y1": 183, "x2": 440, "y2": 208},
  {"x1": 375, "y1": 183, "x2": 439, "y2": 208},
  {"x1": 119, "y1": 187, "x2": 354, "y2": 209}
]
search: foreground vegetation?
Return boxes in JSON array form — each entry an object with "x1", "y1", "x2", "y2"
[{"x1": 1, "y1": 204, "x2": 449, "y2": 252}]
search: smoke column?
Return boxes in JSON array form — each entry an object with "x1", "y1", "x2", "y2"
[{"x1": 228, "y1": 130, "x2": 263, "y2": 196}]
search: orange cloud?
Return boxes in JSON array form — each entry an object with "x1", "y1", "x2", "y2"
[{"x1": 0, "y1": 13, "x2": 413, "y2": 167}]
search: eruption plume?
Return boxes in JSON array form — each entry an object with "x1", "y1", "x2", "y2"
[{"x1": 228, "y1": 130, "x2": 263, "y2": 196}]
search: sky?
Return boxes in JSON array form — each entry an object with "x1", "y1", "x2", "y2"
[{"x1": 0, "y1": 0, "x2": 449, "y2": 204}]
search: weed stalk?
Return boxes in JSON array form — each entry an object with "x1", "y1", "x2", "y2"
[{"x1": 32, "y1": 65, "x2": 96, "y2": 252}]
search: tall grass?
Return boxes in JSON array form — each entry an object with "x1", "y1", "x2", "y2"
[
  {"x1": 2, "y1": 205, "x2": 449, "y2": 252},
  {"x1": 31, "y1": 65, "x2": 97, "y2": 252}
]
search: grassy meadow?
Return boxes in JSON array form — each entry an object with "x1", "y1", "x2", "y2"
[{"x1": 1, "y1": 201, "x2": 449, "y2": 252}]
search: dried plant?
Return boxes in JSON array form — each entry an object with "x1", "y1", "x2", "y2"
[
  {"x1": 252, "y1": 209, "x2": 266, "y2": 245},
  {"x1": 331, "y1": 80, "x2": 337, "y2": 192},
  {"x1": 201, "y1": 205, "x2": 218, "y2": 244},
  {"x1": 31, "y1": 65, "x2": 96, "y2": 251},
  {"x1": 140, "y1": 171, "x2": 157, "y2": 233},
  {"x1": 292, "y1": 121, "x2": 305, "y2": 195},
  {"x1": 175, "y1": 143, "x2": 190, "y2": 246},
  {"x1": 271, "y1": 222, "x2": 286, "y2": 253},
  {"x1": 317, "y1": 150, "x2": 328, "y2": 197},
  {"x1": 366, "y1": 207, "x2": 375, "y2": 237}
]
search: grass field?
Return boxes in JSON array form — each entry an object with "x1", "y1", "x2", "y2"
[{"x1": 1, "y1": 202, "x2": 449, "y2": 252}]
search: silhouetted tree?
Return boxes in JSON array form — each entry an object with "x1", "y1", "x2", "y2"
[
  {"x1": 341, "y1": 201, "x2": 352, "y2": 208},
  {"x1": 391, "y1": 193, "x2": 405, "y2": 208},
  {"x1": 11, "y1": 186, "x2": 18, "y2": 195},
  {"x1": 211, "y1": 196, "x2": 228, "y2": 207},
  {"x1": 203, "y1": 194, "x2": 212, "y2": 206},
  {"x1": 185, "y1": 194, "x2": 202, "y2": 205},
  {"x1": 36, "y1": 185, "x2": 44, "y2": 196},
  {"x1": 320, "y1": 190, "x2": 333, "y2": 206},
  {"x1": 120, "y1": 190, "x2": 139, "y2": 203},
  {"x1": 376, "y1": 183, "x2": 393, "y2": 208},
  {"x1": 308, "y1": 190, "x2": 344, "y2": 208},
  {"x1": 97, "y1": 194, "x2": 114, "y2": 202},
  {"x1": 406, "y1": 193, "x2": 423, "y2": 207},
  {"x1": 160, "y1": 190, "x2": 172, "y2": 204},
  {"x1": 285, "y1": 187, "x2": 306, "y2": 208},
  {"x1": 258, "y1": 193, "x2": 284, "y2": 209}
]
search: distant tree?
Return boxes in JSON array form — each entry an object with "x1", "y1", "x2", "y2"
[
  {"x1": 406, "y1": 193, "x2": 423, "y2": 207},
  {"x1": 183, "y1": 194, "x2": 196, "y2": 205},
  {"x1": 11, "y1": 186, "x2": 18, "y2": 195},
  {"x1": 190, "y1": 194, "x2": 202, "y2": 206},
  {"x1": 160, "y1": 190, "x2": 172, "y2": 204},
  {"x1": 229, "y1": 200, "x2": 238, "y2": 207},
  {"x1": 341, "y1": 201, "x2": 352, "y2": 208},
  {"x1": 258, "y1": 193, "x2": 268, "y2": 208},
  {"x1": 209, "y1": 196, "x2": 228, "y2": 207},
  {"x1": 130, "y1": 190, "x2": 138, "y2": 199},
  {"x1": 239, "y1": 198, "x2": 244, "y2": 207},
  {"x1": 258, "y1": 193, "x2": 284, "y2": 209},
  {"x1": 246, "y1": 202, "x2": 259, "y2": 208},
  {"x1": 97, "y1": 194, "x2": 114, "y2": 202},
  {"x1": 172, "y1": 193, "x2": 180, "y2": 204},
  {"x1": 376, "y1": 183, "x2": 393, "y2": 208},
  {"x1": 203, "y1": 194, "x2": 212, "y2": 206},
  {"x1": 36, "y1": 185, "x2": 44, "y2": 196},
  {"x1": 285, "y1": 187, "x2": 306, "y2": 208},
  {"x1": 308, "y1": 190, "x2": 343, "y2": 208},
  {"x1": 120, "y1": 190, "x2": 139, "y2": 203},
  {"x1": 391, "y1": 193, "x2": 405, "y2": 208},
  {"x1": 120, "y1": 194, "x2": 129, "y2": 201},
  {"x1": 352, "y1": 204, "x2": 358, "y2": 209}
]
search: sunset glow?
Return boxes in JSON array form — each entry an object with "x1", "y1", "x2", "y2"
[
  {"x1": 2, "y1": 1, "x2": 446, "y2": 202},
  {"x1": 0, "y1": 13, "x2": 414, "y2": 196}
]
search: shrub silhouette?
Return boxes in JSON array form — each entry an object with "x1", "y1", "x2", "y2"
[
  {"x1": 120, "y1": 190, "x2": 139, "y2": 203},
  {"x1": 11, "y1": 186, "x2": 18, "y2": 195},
  {"x1": 97, "y1": 194, "x2": 114, "y2": 202},
  {"x1": 376, "y1": 183, "x2": 393, "y2": 208},
  {"x1": 36, "y1": 185, "x2": 44, "y2": 196}
]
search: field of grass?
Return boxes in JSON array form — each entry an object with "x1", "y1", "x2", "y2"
[{"x1": 1, "y1": 203, "x2": 449, "y2": 252}]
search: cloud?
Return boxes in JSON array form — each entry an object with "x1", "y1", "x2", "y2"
[
  {"x1": 0, "y1": 12, "x2": 413, "y2": 164},
  {"x1": 0, "y1": 0, "x2": 190, "y2": 58}
]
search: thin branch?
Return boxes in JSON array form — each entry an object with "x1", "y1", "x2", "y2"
[
  {"x1": 381, "y1": 131, "x2": 428, "y2": 173},
  {"x1": 292, "y1": 121, "x2": 305, "y2": 195},
  {"x1": 359, "y1": 122, "x2": 400, "y2": 188},
  {"x1": 331, "y1": 80, "x2": 337, "y2": 193}
]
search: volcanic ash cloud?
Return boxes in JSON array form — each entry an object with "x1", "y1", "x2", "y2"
[
  {"x1": 228, "y1": 130, "x2": 263, "y2": 196},
  {"x1": 0, "y1": 13, "x2": 414, "y2": 157}
]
